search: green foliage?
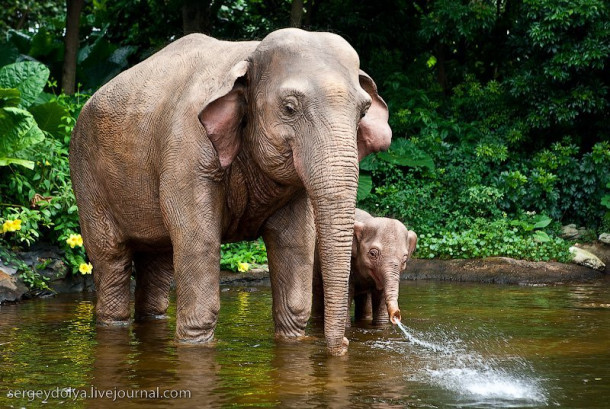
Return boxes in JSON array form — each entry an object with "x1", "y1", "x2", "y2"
[
  {"x1": 0, "y1": 62, "x2": 50, "y2": 169},
  {"x1": 0, "y1": 54, "x2": 89, "y2": 288},
  {"x1": 1, "y1": 0, "x2": 608, "y2": 278},
  {"x1": 416, "y1": 217, "x2": 572, "y2": 262},
  {"x1": 221, "y1": 240, "x2": 268, "y2": 273}
]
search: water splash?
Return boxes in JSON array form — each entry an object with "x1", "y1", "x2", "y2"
[
  {"x1": 395, "y1": 321, "x2": 456, "y2": 353},
  {"x1": 393, "y1": 322, "x2": 548, "y2": 407}
]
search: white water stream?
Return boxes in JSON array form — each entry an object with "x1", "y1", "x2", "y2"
[{"x1": 393, "y1": 321, "x2": 549, "y2": 407}]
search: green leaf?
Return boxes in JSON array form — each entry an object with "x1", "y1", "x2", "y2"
[
  {"x1": 602, "y1": 195, "x2": 610, "y2": 209},
  {"x1": 0, "y1": 157, "x2": 35, "y2": 169},
  {"x1": 29, "y1": 101, "x2": 69, "y2": 135},
  {"x1": 0, "y1": 107, "x2": 45, "y2": 156},
  {"x1": 0, "y1": 87, "x2": 21, "y2": 107},
  {"x1": 0, "y1": 41, "x2": 19, "y2": 67},
  {"x1": 377, "y1": 138, "x2": 435, "y2": 170},
  {"x1": 357, "y1": 173, "x2": 373, "y2": 202},
  {"x1": 6, "y1": 30, "x2": 33, "y2": 55},
  {"x1": 532, "y1": 230, "x2": 551, "y2": 243},
  {"x1": 359, "y1": 154, "x2": 379, "y2": 171},
  {"x1": 0, "y1": 61, "x2": 50, "y2": 108},
  {"x1": 532, "y1": 215, "x2": 552, "y2": 229},
  {"x1": 29, "y1": 28, "x2": 64, "y2": 60}
]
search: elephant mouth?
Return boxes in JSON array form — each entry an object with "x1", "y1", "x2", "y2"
[{"x1": 368, "y1": 269, "x2": 384, "y2": 291}]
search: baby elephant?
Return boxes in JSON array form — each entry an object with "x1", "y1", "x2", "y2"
[{"x1": 313, "y1": 209, "x2": 417, "y2": 326}]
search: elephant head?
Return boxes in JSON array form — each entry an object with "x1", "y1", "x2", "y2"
[
  {"x1": 199, "y1": 29, "x2": 391, "y2": 354},
  {"x1": 352, "y1": 214, "x2": 417, "y2": 324}
]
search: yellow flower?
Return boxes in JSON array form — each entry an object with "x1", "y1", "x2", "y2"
[
  {"x1": 2, "y1": 219, "x2": 22, "y2": 233},
  {"x1": 66, "y1": 234, "x2": 84, "y2": 248},
  {"x1": 79, "y1": 262, "x2": 93, "y2": 274},
  {"x1": 237, "y1": 262, "x2": 250, "y2": 273}
]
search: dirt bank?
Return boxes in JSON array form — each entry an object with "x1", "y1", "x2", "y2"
[{"x1": 402, "y1": 257, "x2": 606, "y2": 285}]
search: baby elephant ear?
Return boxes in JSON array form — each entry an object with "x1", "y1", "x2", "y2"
[
  {"x1": 199, "y1": 60, "x2": 250, "y2": 168},
  {"x1": 352, "y1": 221, "x2": 366, "y2": 254},
  {"x1": 357, "y1": 70, "x2": 392, "y2": 161}
]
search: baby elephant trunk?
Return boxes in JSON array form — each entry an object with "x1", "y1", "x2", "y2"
[
  {"x1": 387, "y1": 300, "x2": 401, "y2": 324},
  {"x1": 384, "y1": 269, "x2": 401, "y2": 324}
]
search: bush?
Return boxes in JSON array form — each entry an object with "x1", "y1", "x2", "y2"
[{"x1": 0, "y1": 59, "x2": 90, "y2": 288}]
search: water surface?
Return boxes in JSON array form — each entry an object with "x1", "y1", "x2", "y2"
[{"x1": 1, "y1": 279, "x2": 609, "y2": 408}]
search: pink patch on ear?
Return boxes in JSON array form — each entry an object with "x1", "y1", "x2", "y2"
[
  {"x1": 357, "y1": 72, "x2": 392, "y2": 161},
  {"x1": 357, "y1": 111, "x2": 392, "y2": 161},
  {"x1": 199, "y1": 86, "x2": 245, "y2": 168}
]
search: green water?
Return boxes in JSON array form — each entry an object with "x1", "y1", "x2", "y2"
[{"x1": 1, "y1": 279, "x2": 609, "y2": 408}]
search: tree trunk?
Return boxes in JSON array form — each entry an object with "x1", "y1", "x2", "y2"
[
  {"x1": 290, "y1": 0, "x2": 304, "y2": 28},
  {"x1": 62, "y1": 0, "x2": 83, "y2": 95},
  {"x1": 182, "y1": 0, "x2": 220, "y2": 35},
  {"x1": 303, "y1": 0, "x2": 317, "y2": 28}
]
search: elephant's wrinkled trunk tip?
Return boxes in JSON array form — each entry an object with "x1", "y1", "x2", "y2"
[{"x1": 389, "y1": 307, "x2": 401, "y2": 325}]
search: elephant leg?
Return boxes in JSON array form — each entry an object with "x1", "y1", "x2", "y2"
[
  {"x1": 311, "y1": 246, "x2": 324, "y2": 320},
  {"x1": 134, "y1": 251, "x2": 173, "y2": 320},
  {"x1": 371, "y1": 289, "x2": 389, "y2": 325},
  {"x1": 84, "y1": 219, "x2": 133, "y2": 325},
  {"x1": 160, "y1": 176, "x2": 223, "y2": 343},
  {"x1": 353, "y1": 292, "x2": 372, "y2": 322},
  {"x1": 263, "y1": 192, "x2": 315, "y2": 339}
]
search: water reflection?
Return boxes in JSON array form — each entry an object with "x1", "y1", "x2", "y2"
[{"x1": 0, "y1": 282, "x2": 609, "y2": 408}]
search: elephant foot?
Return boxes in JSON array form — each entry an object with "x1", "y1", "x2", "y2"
[
  {"x1": 134, "y1": 313, "x2": 169, "y2": 322},
  {"x1": 176, "y1": 337, "x2": 217, "y2": 347},
  {"x1": 326, "y1": 337, "x2": 349, "y2": 356},
  {"x1": 175, "y1": 327, "x2": 215, "y2": 344},
  {"x1": 97, "y1": 318, "x2": 131, "y2": 327},
  {"x1": 275, "y1": 334, "x2": 315, "y2": 343}
]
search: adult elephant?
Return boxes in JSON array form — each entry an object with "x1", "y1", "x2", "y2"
[{"x1": 69, "y1": 28, "x2": 391, "y2": 356}]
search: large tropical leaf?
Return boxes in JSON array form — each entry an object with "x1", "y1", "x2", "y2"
[
  {"x1": 0, "y1": 88, "x2": 21, "y2": 108},
  {"x1": 0, "y1": 107, "x2": 45, "y2": 156},
  {"x1": 0, "y1": 41, "x2": 19, "y2": 68},
  {"x1": 29, "y1": 101, "x2": 68, "y2": 135},
  {"x1": 0, "y1": 157, "x2": 35, "y2": 169},
  {"x1": 0, "y1": 61, "x2": 49, "y2": 108},
  {"x1": 357, "y1": 173, "x2": 373, "y2": 202},
  {"x1": 377, "y1": 138, "x2": 435, "y2": 171}
]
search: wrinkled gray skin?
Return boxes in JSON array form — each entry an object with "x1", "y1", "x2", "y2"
[
  {"x1": 313, "y1": 209, "x2": 417, "y2": 326},
  {"x1": 69, "y1": 29, "x2": 391, "y2": 356}
]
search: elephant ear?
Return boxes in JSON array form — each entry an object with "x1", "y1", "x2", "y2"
[
  {"x1": 406, "y1": 230, "x2": 418, "y2": 261},
  {"x1": 352, "y1": 221, "x2": 365, "y2": 255},
  {"x1": 199, "y1": 60, "x2": 250, "y2": 168},
  {"x1": 357, "y1": 70, "x2": 392, "y2": 161}
]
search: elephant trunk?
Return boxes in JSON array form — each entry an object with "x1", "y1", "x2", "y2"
[
  {"x1": 384, "y1": 268, "x2": 401, "y2": 325},
  {"x1": 296, "y1": 131, "x2": 359, "y2": 356}
]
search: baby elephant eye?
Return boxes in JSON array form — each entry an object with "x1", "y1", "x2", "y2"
[{"x1": 368, "y1": 248, "x2": 379, "y2": 259}]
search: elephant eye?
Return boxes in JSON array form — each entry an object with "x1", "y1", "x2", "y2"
[
  {"x1": 368, "y1": 248, "x2": 379, "y2": 259},
  {"x1": 282, "y1": 95, "x2": 300, "y2": 116},
  {"x1": 284, "y1": 103, "x2": 297, "y2": 115}
]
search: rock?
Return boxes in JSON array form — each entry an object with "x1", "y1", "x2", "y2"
[
  {"x1": 600, "y1": 233, "x2": 610, "y2": 245},
  {"x1": 0, "y1": 270, "x2": 28, "y2": 303},
  {"x1": 576, "y1": 242, "x2": 610, "y2": 274},
  {"x1": 0, "y1": 262, "x2": 18, "y2": 276},
  {"x1": 569, "y1": 246, "x2": 606, "y2": 271},
  {"x1": 561, "y1": 224, "x2": 594, "y2": 240},
  {"x1": 561, "y1": 224, "x2": 579, "y2": 239}
]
